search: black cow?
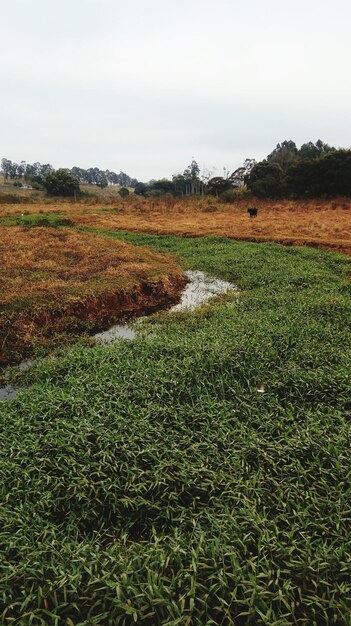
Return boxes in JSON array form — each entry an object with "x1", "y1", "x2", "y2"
[{"x1": 247, "y1": 207, "x2": 258, "y2": 218}]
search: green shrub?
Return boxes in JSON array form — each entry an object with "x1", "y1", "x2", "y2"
[
  {"x1": 43, "y1": 169, "x2": 80, "y2": 197},
  {"x1": 118, "y1": 186, "x2": 130, "y2": 198}
]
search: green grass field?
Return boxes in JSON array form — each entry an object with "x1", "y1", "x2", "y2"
[{"x1": 1, "y1": 233, "x2": 350, "y2": 625}]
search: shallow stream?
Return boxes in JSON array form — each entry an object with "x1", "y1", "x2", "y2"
[
  {"x1": 0, "y1": 271, "x2": 236, "y2": 400},
  {"x1": 94, "y1": 271, "x2": 236, "y2": 344}
]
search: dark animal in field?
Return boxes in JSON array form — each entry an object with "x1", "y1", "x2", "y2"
[{"x1": 247, "y1": 207, "x2": 258, "y2": 218}]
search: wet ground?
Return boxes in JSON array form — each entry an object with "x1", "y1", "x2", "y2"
[{"x1": 0, "y1": 271, "x2": 236, "y2": 400}]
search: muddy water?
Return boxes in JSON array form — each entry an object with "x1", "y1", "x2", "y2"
[
  {"x1": 0, "y1": 359, "x2": 34, "y2": 402},
  {"x1": 0, "y1": 271, "x2": 236, "y2": 399},
  {"x1": 18, "y1": 359, "x2": 33, "y2": 371}
]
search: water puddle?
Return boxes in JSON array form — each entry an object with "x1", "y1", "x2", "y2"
[
  {"x1": 94, "y1": 324, "x2": 136, "y2": 345},
  {"x1": 18, "y1": 359, "x2": 33, "y2": 371},
  {"x1": 93, "y1": 270, "x2": 236, "y2": 345},
  {"x1": 169, "y1": 270, "x2": 236, "y2": 312},
  {"x1": 0, "y1": 358, "x2": 34, "y2": 402},
  {"x1": 0, "y1": 385, "x2": 19, "y2": 402},
  {"x1": 0, "y1": 271, "x2": 237, "y2": 398}
]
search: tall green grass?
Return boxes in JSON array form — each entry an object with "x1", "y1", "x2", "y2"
[{"x1": 0, "y1": 234, "x2": 350, "y2": 625}]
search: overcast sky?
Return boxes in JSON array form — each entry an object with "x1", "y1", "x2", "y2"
[{"x1": 1, "y1": 0, "x2": 350, "y2": 181}]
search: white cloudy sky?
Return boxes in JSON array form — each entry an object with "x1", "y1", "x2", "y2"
[{"x1": 1, "y1": 0, "x2": 350, "y2": 180}]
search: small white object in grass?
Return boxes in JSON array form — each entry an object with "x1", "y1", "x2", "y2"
[{"x1": 257, "y1": 384, "x2": 266, "y2": 393}]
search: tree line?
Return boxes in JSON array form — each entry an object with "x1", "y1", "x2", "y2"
[
  {"x1": 135, "y1": 159, "x2": 204, "y2": 197},
  {"x1": 0, "y1": 158, "x2": 138, "y2": 190},
  {"x1": 70, "y1": 166, "x2": 138, "y2": 189},
  {"x1": 2, "y1": 140, "x2": 351, "y2": 199},
  {"x1": 245, "y1": 140, "x2": 351, "y2": 198},
  {"x1": 135, "y1": 140, "x2": 351, "y2": 200},
  {"x1": 133, "y1": 159, "x2": 255, "y2": 197}
]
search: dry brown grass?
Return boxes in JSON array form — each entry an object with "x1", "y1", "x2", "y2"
[
  {"x1": 1, "y1": 225, "x2": 182, "y2": 307},
  {"x1": 0, "y1": 225, "x2": 184, "y2": 365},
  {"x1": 1, "y1": 196, "x2": 349, "y2": 255}
]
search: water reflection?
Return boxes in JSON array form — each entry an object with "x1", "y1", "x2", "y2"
[{"x1": 93, "y1": 271, "x2": 236, "y2": 345}]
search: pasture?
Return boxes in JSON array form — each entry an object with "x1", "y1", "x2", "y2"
[{"x1": 0, "y1": 194, "x2": 350, "y2": 255}]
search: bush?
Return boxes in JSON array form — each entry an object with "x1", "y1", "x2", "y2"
[
  {"x1": 206, "y1": 177, "x2": 232, "y2": 196},
  {"x1": 219, "y1": 187, "x2": 251, "y2": 203},
  {"x1": 118, "y1": 187, "x2": 130, "y2": 198},
  {"x1": 31, "y1": 181, "x2": 44, "y2": 191},
  {"x1": 43, "y1": 169, "x2": 80, "y2": 197},
  {"x1": 146, "y1": 189, "x2": 163, "y2": 198},
  {"x1": 134, "y1": 182, "x2": 148, "y2": 196},
  {"x1": 219, "y1": 189, "x2": 238, "y2": 203},
  {"x1": 149, "y1": 179, "x2": 175, "y2": 194}
]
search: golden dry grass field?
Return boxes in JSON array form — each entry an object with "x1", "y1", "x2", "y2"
[{"x1": 1, "y1": 195, "x2": 350, "y2": 255}]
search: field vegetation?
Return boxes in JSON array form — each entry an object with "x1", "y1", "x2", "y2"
[
  {"x1": 1, "y1": 195, "x2": 350, "y2": 255},
  {"x1": 0, "y1": 174, "x2": 132, "y2": 203},
  {"x1": 0, "y1": 227, "x2": 350, "y2": 624},
  {"x1": 73, "y1": 197, "x2": 351, "y2": 256},
  {"x1": 0, "y1": 188, "x2": 350, "y2": 623}
]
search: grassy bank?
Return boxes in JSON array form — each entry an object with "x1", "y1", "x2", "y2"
[{"x1": 1, "y1": 234, "x2": 350, "y2": 625}]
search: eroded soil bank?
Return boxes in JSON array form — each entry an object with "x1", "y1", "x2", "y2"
[
  {"x1": 94, "y1": 270, "x2": 237, "y2": 344},
  {"x1": 1, "y1": 270, "x2": 237, "y2": 397},
  {"x1": 0, "y1": 224, "x2": 187, "y2": 368},
  {"x1": 0, "y1": 274, "x2": 187, "y2": 368}
]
